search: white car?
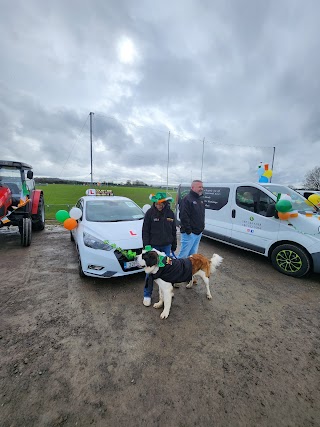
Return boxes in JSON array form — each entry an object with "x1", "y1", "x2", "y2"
[{"x1": 71, "y1": 193, "x2": 145, "y2": 278}]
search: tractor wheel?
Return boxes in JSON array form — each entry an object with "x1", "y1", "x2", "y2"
[
  {"x1": 21, "y1": 217, "x2": 32, "y2": 247},
  {"x1": 32, "y1": 194, "x2": 45, "y2": 231},
  {"x1": 271, "y1": 244, "x2": 311, "y2": 278}
]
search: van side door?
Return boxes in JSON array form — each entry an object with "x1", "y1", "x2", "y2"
[
  {"x1": 202, "y1": 186, "x2": 233, "y2": 243},
  {"x1": 231, "y1": 185, "x2": 279, "y2": 254}
]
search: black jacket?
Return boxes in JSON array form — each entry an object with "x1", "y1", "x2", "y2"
[
  {"x1": 142, "y1": 203, "x2": 177, "y2": 250},
  {"x1": 145, "y1": 257, "x2": 193, "y2": 289},
  {"x1": 179, "y1": 190, "x2": 205, "y2": 235}
]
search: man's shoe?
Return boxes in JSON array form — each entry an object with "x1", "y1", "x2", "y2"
[{"x1": 143, "y1": 297, "x2": 151, "y2": 307}]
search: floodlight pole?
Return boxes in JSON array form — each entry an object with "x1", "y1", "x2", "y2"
[
  {"x1": 270, "y1": 146, "x2": 276, "y2": 183},
  {"x1": 200, "y1": 137, "x2": 205, "y2": 181},
  {"x1": 166, "y1": 131, "x2": 170, "y2": 192},
  {"x1": 90, "y1": 112, "x2": 94, "y2": 184}
]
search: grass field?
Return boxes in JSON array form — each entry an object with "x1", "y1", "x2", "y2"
[{"x1": 37, "y1": 184, "x2": 177, "y2": 219}]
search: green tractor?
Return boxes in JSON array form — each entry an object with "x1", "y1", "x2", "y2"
[{"x1": 0, "y1": 160, "x2": 45, "y2": 246}]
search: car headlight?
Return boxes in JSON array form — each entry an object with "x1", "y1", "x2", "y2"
[{"x1": 83, "y1": 232, "x2": 113, "y2": 251}]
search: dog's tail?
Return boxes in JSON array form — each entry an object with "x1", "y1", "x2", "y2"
[{"x1": 210, "y1": 254, "x2": 223, "y2": 273}]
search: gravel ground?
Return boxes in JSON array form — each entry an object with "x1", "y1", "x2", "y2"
[{"x1": 0, "y1": 225, "x2": 319, "y2": 427}]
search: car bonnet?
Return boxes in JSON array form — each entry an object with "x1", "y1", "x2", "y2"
[{"x1": 83, "y1": 220, "x2": 143, "y2": 248}]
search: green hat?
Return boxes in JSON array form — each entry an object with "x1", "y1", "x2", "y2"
[{"x1": 149, "y1": 192, "x2": 173, "y2": 203}]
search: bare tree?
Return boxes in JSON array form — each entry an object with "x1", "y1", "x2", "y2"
[{"x1": 304, "y1": 166, "x2": 320, "y2": 190}]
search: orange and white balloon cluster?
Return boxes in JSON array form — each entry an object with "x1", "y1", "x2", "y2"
[
  {"x1": 275, "y1": 194, "x2": 298, "y2": 220},
  {"x1": 55, "y1": 207, "x2": 82, "y2": 230}
]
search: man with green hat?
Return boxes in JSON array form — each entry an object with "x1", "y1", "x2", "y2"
[{"x1": 142, "y1": 192, "x2": 177, "y2": 306}]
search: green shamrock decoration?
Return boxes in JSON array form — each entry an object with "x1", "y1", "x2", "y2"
[{"x1": 103, "y1": 240, "x2": 136, "y2": 261}]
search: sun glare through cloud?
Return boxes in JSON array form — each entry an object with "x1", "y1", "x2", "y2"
[{"x1": 117, "y1": 36, "x2": 137, "y2": 64}]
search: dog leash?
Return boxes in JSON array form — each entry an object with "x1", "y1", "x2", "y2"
[{"x1": 170, "y1": 251, "x2": 177, "y2": 259}]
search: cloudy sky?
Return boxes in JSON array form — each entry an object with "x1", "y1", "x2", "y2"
[{"x1": 1, "y1": 0, "x2": 319, "y2": 186}]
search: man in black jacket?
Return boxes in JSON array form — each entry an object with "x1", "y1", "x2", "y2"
[{"x1": 178, "y1": 180, "x2": 205, "y2": 258}]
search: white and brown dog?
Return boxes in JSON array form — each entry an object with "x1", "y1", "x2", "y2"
[{"x1": 136, "y1": 249, "x2": 223, "y2": 319}]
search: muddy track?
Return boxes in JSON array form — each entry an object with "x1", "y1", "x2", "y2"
[{"x1": 0, "y1": 226, "x2": 319, "y2": 427}]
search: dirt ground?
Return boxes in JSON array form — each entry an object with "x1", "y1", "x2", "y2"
[{"x1": 0, "y1": 224, "x2": 319, "y2": 427}]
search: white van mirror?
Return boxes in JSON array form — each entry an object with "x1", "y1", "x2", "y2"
[{"x1": 265, "y1": 204, "x2": 276, "y2": 217}]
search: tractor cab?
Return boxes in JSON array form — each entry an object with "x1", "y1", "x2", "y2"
[{"x1": 0, "y1": 160, "x2": 45, "y2": 246}]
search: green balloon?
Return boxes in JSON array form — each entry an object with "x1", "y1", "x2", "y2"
[
  {"x1": 276, "y1": 199, "x2": 292, "y2": 213},
  {"x1": 55, "y1": 210, "x2": 70, "y2": 222}
]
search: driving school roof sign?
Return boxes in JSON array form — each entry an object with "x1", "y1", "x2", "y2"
[{"x1": 85, "y1": 189, "x2": 114, "y2": 196}]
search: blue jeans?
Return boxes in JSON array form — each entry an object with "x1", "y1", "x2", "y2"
[
  {"x1": 143, "y1": 245, "x2": 171, "y2": 298},
  {"x1": 178, "y1": 232, "x2": 202, "y2": 258}
]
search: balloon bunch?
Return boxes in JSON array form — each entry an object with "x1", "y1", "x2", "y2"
[
  {"x1": 258, "y1": 163, "x2": 273, "y2": 183},
  {"x1": 306, "y1": 193, "x2": 320, "y2": 208},
  {"x1": 275, "y1": 194, "x2": 298, "y2": 220},
  {"x1": 55, "y1": 207, "x2": 82, "y2": 230}
]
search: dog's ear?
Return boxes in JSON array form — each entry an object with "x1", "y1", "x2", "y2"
[{"x1": 142, "y1": 251, "x2": 158, "y2": 267}]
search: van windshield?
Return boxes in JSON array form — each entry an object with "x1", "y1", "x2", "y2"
[{"x1": 263, "y1": 184, "x2": 318, "y2": 212}]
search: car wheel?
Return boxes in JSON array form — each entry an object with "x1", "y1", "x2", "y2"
[
  {"x1": 271, "y1": 244, "x2": 311, "y2": 278},
  {"x1": 78, "y1": 253, "x2": 86, "y2": 278}
]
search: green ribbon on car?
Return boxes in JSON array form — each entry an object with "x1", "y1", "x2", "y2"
[{"x1": 103, "y1": 240, "x2": 137, "y2": 260}]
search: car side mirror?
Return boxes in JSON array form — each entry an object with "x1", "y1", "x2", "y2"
[
  {"x1": 142, "y1": 204, "x2": 151, "y2": 213},
  {"x1": 27, "y1": 170, "x2": 33, "y2": 179},
  {"x1": 266, "y1": 204, "x2": 276, "y2": 217}
]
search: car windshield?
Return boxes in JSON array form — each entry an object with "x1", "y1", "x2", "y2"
[
  {"x1": 263, "y1": 184, "x2": 318, "y2": 212},
  {"x1": 85, "y1": 199, "x2": 144, "y2": 222}
]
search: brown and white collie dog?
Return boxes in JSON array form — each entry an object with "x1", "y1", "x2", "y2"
[{"x1": 136, "y1": 250, "x2": 223, "y2": 319}]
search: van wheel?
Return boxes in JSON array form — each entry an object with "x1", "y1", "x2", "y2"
[{"x1": 271, "y1": 244, "x2": 311, "y2": 278}]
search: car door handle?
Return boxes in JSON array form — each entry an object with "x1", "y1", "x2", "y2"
[{"x1": 232, "y1": 209, "x2": 236, "y2": 218}]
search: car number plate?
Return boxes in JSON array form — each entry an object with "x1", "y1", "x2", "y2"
[{"x1": 124, "y1": 260, "x2": 139, "y2": 269}]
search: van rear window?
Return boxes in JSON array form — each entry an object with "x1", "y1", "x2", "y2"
[
  {"x1": 177, "y1": 186, "x2": 230, "y2": 211},
  {"x1": 203, "y1": 187, "x2": 230, "y2": 210}
]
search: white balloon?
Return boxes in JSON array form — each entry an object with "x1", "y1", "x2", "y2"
[
  {"x1": 280, "y1": 194, "x2": 292, "y2": 202},
  {"x1": 69, "y1": 207, "x2": 82, "y2": 220},
  {"x1": 142, "y1": 204, "x2": 151, "y2": 213}
]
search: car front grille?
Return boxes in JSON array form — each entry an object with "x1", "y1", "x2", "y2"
[{"x1": 114, "y1": 247, "x2": 143, "y2": 272}]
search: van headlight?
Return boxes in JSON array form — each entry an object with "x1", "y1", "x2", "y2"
[{"x1": 83, "y1": 232, "x2": 113, "y2": 251}]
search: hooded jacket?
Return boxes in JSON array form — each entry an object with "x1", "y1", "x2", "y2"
[
  {"x1": 142, "y1": 203, "x2": 177, "y2": 250},
  {"x1": 179, "y1": 189, "x2": 205, "y2": 235}
]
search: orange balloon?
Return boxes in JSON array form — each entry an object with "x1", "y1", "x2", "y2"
[
  {"x1": 278, "y1": 212, "x2": 290, "y2": 220},
  {"x1": 64, "y1": 218, "x2": 78, "y2": 230},
  {"x1": 289, "y1": 211, "x2": 298, "y2": 218}
]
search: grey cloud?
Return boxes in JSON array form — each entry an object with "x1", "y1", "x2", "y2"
[{"x1": 0, "y1": 0, "x2": 319, "y2": 186}]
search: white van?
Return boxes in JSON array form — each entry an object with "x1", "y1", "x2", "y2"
[
  {"x1": 176, "y1": 183, "x2": 320, "y2": 278},
  {"x1": 295, "y1": 189, "x2": 320, "y2": 199}
]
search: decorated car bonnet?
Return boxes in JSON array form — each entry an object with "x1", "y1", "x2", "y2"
[{"x1": 55, "y1": 189, "x2": 141, "y2": 261}]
